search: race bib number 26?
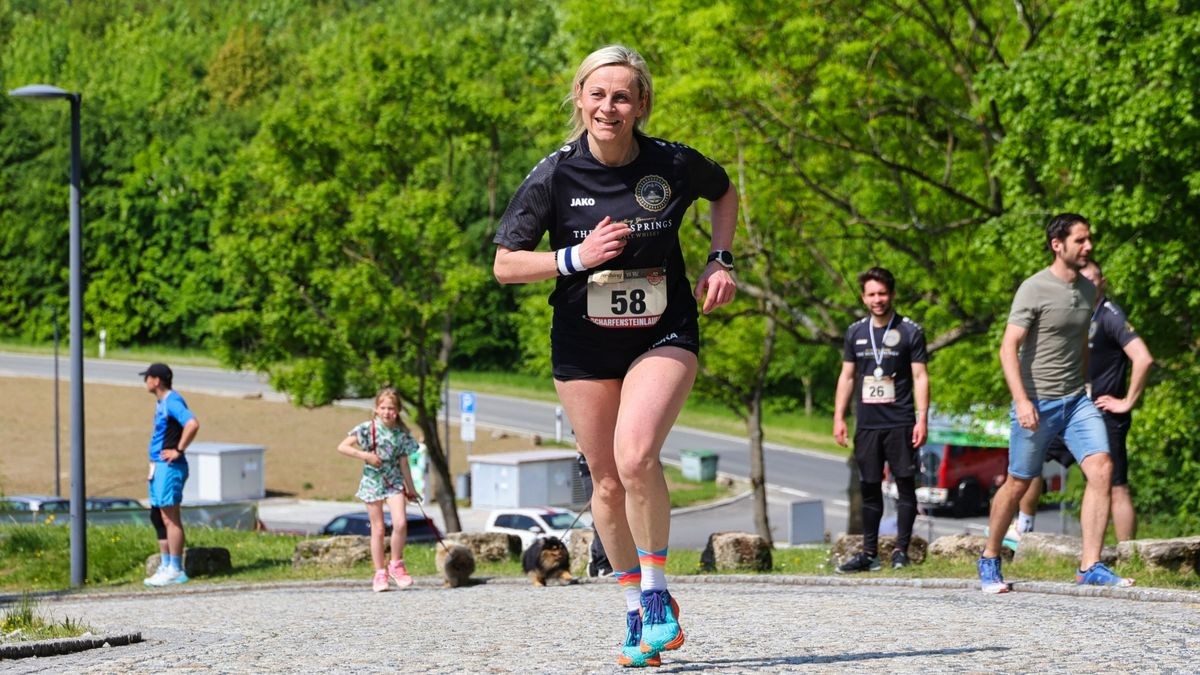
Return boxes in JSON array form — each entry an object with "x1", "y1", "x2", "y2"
[{"x1": 586, "y1": 267, "x2": 668, "y2": 328}]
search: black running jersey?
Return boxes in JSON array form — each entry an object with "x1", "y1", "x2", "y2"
[
  {"x1": 842, "y1": 314, "x2": 928, "y2": 429},
  {"x1": 1089, "y1": 297, "x2": 1139, "y2": 403},
  {"x1": 494, "y1": 133, "x2": 730, "y2": 337}
]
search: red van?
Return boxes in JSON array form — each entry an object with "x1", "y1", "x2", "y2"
[{"x1": 885, "y1": 428, "x2": 1064, "y2": 517}]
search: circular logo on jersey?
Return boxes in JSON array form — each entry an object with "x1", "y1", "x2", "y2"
[
  {"x1": 883, "y1": 329, "x2": 901, "y2": 347},
  {"x1": 647, "y1": 269, "x2": 666, "y2": 285},
  {"x1": 635, "y1": 175, "x2": 671, "y2": 212}
]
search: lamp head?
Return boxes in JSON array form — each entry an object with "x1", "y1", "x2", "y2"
[{"x1": 8, "y1": 84, "x2": 76, "y2": 100}]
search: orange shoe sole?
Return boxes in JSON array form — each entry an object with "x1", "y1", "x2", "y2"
[{"x1": 618, "y1": 652, "x2": 662, "y2": 667}]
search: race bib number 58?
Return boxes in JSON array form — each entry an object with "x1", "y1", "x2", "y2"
[{"x1": 586, "y1": 267, "x2": 668, "y2": 328}]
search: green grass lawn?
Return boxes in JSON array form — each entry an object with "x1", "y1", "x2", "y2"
[
  {"x1": 452, "y1": 370, "x2": 845, "y2": 455},
  {"x1": 4, "y1": 523, "x2": 1197, "y2": 594}
]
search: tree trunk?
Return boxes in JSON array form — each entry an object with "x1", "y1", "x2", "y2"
[
  {"x1": 801, "y1": 374, "x2": 814, "y2": 417},
  {"x1": 747, "y1": 394, "x2": 772, "y2": 546},
  {"x1": 416, "y1": 411, "x2": 462, "y2": 533},
  {"x1": 846, "y1": 454, "x2": 862, "y2": 535}
]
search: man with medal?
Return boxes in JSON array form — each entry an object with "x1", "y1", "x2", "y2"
[{"x1": 833, "y1": 267, "x2": 929, "y2": 572}]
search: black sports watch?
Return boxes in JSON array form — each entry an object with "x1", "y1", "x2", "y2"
[{"x1": 706, "y1": 250, "x2": 734, "y2": 270}]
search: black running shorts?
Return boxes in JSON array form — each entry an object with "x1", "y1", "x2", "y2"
[{"x1": 853, "y1": 426, "x2": 917, "y2": 483}]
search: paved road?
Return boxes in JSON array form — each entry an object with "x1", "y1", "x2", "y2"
[
  {"x1": 0, "y1": 353, "x2": 991, "y2": 542},
  {"x1": 8, "y1": 578, "x2": 1198, "y2": 673}
]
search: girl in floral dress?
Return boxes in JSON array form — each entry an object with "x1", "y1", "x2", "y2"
[{"x1": 336, "y1": 387, "x2": 420, "y2": 591}]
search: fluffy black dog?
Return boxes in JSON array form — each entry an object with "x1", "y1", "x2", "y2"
[{"x1": 522, "y1": 536, "x2": 573, "y2": 587}]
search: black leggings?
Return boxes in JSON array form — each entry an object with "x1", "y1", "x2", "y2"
[
  {"x1": 861, "y1": 476, "x2": 917, "y2": 556},
  {"x1": 150, "y1": 506, "x2": 167, "y2": 540}
]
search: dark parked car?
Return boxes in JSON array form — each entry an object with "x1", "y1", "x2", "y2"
[
  {"x1": 86, "y1": 497, "x2": 144, "y2": 510},
  {"x1": 318, "y1": 511, "x2": 442, "y2": 543},
  {"x1": 0, "y1": 494, "x2": 70, "y2": 513}
]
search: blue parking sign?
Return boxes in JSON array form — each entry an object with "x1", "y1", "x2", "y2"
[{"x1": 459, "y1": 392, "x2": 476, "y2": 414}]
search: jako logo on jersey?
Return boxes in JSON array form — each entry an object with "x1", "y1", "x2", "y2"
[
  {"x1": 635, "y1": 175, "x2": 671, "y2": 212},
  {"x1": 570, "y1": 197, "x2": 596, "y2": 207}
]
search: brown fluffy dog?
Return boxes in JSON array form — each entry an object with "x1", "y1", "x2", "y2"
[
  {"x1": 522, "y1": 536, "x2": 573, "y2": 587},
  {"x1": 435, "y1": 543, "x2": 476, "y2": 588}
]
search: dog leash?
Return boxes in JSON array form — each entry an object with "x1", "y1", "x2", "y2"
[{"x1": 559, "y1": 499, "x2": 592, "y2": 545}]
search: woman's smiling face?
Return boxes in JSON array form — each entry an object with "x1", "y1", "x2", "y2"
[{"x1": 576, "y1": 64, "x2": 644, "y2": 144}]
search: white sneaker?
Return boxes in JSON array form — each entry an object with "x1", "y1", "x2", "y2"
[
  {"x1": 146, "y1": 567, "x2": 189, "y2": 587},
  {"x1": 143, "y1": 564, "x2": 167, "y2": 585},
  {"x1": 1002, "y1": 524, "x2": 1022, "y2": 551},
  {"x1": 144, "y1": 567, "x2": 173, "y2": 587}
]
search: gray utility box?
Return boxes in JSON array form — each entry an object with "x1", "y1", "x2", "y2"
[
  {"x1": 181, "y1": 442, "x2": 266, "y2": 504},
  {"x1": 680, "y1": 449, "x2": 719, "y2": 481},
  {"x1": 788, "y1": 498, "x2": 825, "y2": 545},
  {"x1": 468, "y1": 450, "x2": 582, "y2": 510}
]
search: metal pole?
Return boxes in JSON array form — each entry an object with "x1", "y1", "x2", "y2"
[
  {"x1": 68, "y1": 93, "x2": 87, "y2": 588},
  {"x1": 53, "y1": 306, "x2": 61, "y2": 497}
]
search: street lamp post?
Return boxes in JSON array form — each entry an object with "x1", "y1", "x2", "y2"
[{"x1": 9, "y1": 84, "x2": 87, "y2": 587}]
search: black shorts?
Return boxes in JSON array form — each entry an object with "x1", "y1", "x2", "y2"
[
  {"x1": 1047, "y1": 412, "x2": 1130, "y2": 485},
  {"x1": 853, "y1": 426, "x2": 916, "y2": 483},
  {"x1": 551, "y1": 319, "x2": 699, "y2": 381}
]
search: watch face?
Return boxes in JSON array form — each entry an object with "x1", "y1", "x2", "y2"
[{"x1": 709, "y1": 250, "x2": 734, "y2": 267}]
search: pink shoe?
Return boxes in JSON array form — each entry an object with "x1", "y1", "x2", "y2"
[
  {"x1": 372, "y1": 569, "x2": 389, "y2": 592},
  {"x1": 388, "y1": 560, "x2": 413, "y2": 588}
]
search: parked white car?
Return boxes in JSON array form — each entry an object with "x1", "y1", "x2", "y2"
[{"x1": 484, "y1": 507, "x2": 592, "y2": 551}]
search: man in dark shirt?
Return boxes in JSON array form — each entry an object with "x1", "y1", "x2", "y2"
[{"x1": 833, "y1": 267, "x2": 929, "y2": 571}]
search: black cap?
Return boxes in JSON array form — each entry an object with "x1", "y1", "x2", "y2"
[{"x1": 139, "y1": 363, "x2": 173, "y2": 381}]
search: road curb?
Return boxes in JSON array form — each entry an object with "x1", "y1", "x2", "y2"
[
  {"x1": 669, "y1": 574, "x2": 1200, "y2": 604},
  {"x1": 15, "y1": 573, "x2": 1200, "y2": 608},
  {"x1": 670, "y1": 488, "x2": 753, "y2": 516},
  {"x1": 0, "y1": 631, "x2": 141, "y2": 660}
]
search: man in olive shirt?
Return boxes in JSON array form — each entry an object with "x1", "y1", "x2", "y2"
[{"x1": 978, "y1": 214, "x2": 1131, "y2": 593}]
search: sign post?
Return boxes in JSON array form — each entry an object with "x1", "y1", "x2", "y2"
[{"x1": 459, "y1": 392, "x2": 476, "y2": 458}]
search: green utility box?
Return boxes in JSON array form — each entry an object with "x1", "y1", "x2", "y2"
[{"x1": 680, "y1": 449, "x2": 719, "y2": 482}]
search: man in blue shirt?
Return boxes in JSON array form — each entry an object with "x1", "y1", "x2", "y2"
[{"x1": 141, "y1": 363, "x2": 200, "y2": 586}]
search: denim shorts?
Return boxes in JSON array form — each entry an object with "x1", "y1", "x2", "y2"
[
  {"x1": 148, "y1": 460, "x2": 189, "y2": 507},
  {"x1": 1008, "y1": 393, "x2": 1109, "y2": 479}
]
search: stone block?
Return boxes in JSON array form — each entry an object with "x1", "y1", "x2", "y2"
[
  {"x1": 1117, "y1": 536, "x2": 1200, "y2": 574},
  {"x1": 927, "y1": 534, "x2": 1007, "y2": 562},
  {"x1": 145, "y1": 547, "x2": 232, "y2": 577},
  {"x1": 444, "y1": 532, "x2": 521, "y2": 563},
  {"x1": 700, "y1": 531, "x2": 773, "y2": 572},
  {"x1": 1014, "y1": 532, "x2": 1117, "y2": 565},
  {"x1": 292, "y1": 536, "x2": 372, "y2": 569},
  {"x1": 566, "y1": 529, "x2": 595, "y2": 577},
  {"x1": 833, "y1": 534, "x2": 928, "y2": 565}
]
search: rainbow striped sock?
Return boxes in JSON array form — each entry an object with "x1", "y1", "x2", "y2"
[
  {"x1": 637, "y1": 547, "x2": 668, "y2": 591},
  {"x1": 614, "y1": 567, "x2": 643, "y2": 612}
]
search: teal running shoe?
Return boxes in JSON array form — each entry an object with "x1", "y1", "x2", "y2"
[
  {"x1": 639, "y1": 589, "x2": 684, "y2": 654},
  {"x1": 617, "y1": 610, "x2": 661, "y2": 668},
  {"x1": 1076, "y1": 562, "x2": 1134, "y2": 587}
]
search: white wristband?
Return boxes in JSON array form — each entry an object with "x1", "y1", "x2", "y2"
[
  {"x1": 557, "y1": 245, "x2": 587, "y2": 276},
  {"x1": 570, "y1": 246, "x2": 585, "y2": 273},
  {"x1": 556, "y1": 248, "x2": 571, "y2": 276}
]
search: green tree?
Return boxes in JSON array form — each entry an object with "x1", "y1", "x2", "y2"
[
  {"x1": 211, "y1": 1, "x2": 564, "y2": 530},
  {"x1": 984, "y1": 0, "x2": 1200, "y2": 531}
]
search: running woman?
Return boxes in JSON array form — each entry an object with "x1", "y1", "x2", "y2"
[{"x1": 493, "y1": 44, "x2": 738, "y2": 667}]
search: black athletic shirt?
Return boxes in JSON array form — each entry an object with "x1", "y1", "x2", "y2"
[
  {"x1": 493, "y1": 132, "x2": 730, "y2": 341},
  {"x1": 1089, "y1": 297, "x2": 1139, "y2": 405},
  {"x1": 842, "y1": 314, "x2": 928, "y2": 429}
]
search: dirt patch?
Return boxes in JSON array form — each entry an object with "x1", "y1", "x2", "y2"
[{"x1": 0, "y1": 377, "x2": 548, "y2": 501}]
